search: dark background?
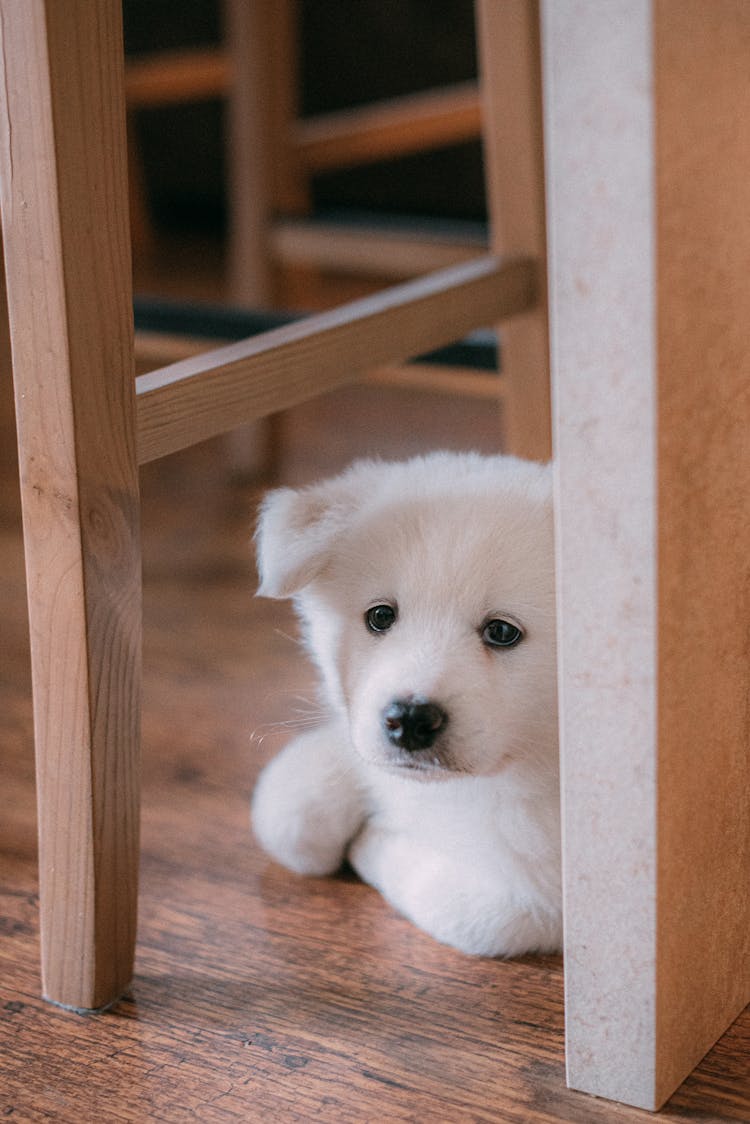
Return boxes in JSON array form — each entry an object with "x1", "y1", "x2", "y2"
[{"x1": 123, "y1": 0, "x2": 486, "y2": 236}]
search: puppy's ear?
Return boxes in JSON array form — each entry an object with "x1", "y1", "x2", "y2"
[{"x1": 255, "y1": 478, "x2": 358, "y2": 598}]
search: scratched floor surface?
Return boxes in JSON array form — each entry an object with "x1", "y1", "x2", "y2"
[{"x1": 1, "y1": 378, "x2": 748, "y2": 1122}]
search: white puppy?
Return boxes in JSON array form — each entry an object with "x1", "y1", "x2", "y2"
[{"x1": 252, "y1": 452, "x2": 561, "y2": 957}]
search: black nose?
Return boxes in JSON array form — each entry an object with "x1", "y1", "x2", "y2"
[{"x1": 382, "y1": 698, "x2": 448, "y2": 752}]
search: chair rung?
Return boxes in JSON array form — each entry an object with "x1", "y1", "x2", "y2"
[
  {"x1": 135, "y1": 254, "x2": 536, "y2": 464},
  {"x1": 133, "y1": 294, "x2": 499, "y2": 368},
  {"x1": 367, "y1": 363, "x2": 505, "y2": 400},
  {"x1": 294, "y1": 81, "x2": 481, "y2": 173},
  {"x1": 124, "y1": 48, "x2": 230, "y2": 108},
  {"x1": 270, "y1": 216, "x2": 487, "y2": 279}
]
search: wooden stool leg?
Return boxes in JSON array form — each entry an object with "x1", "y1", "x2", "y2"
[
  {"x1": 224, "y1": 0, "x2": 303, "y2": 481},
  {"x1": 0, "y1": 259, "x2": 16, "y2": 478},
  {"x1": 476, "y1": 0, "x2": 551, "y2": 462},
  {"x1": 0, "y1": 0, "x2": 141, "y2": 1011}
]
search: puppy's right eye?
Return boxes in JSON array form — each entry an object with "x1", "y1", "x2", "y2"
[{"x1": 365, "y1": 603, "x2": 397, "y2": 634}]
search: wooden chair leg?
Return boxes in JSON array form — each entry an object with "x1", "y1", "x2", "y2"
[
  {"x1": 224, "y1": 0, "x2": 301, "y2": 480},
  {"x1": 0, "y1": 259, "x2": 16, "y2": 478},
  {"x1": 225, "y1": 0, "x2": 276, "y2": 307},
  {"x1": 226, "y1": 0, "x2": 314, "y2": 308},
  {"x1": 0, "y1": 0, "x2": 141, "y2": 1011},
  {"x1": 476, "y1": 0, "x2": 551, "y2": 462}
]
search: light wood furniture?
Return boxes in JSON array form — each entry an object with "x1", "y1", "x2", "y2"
[
  {"x1": 125, "y1": 1, "x2": 485, "y2": 305},
  {"x1": 135, "y1": 256, "x2": 530, "y2": 463},
  {"x1": 0, "y1": 1, "x2": 141, "y2": 1011},
  {"x1": 477, "y1": 2, "x2": 549, "y2": 460},
  {"x1": 2, "y1": 0, "x2": 747, "y2": 1114},
  {"x1": 0, "y1": 0, "x2": 543, "y2": 1012},
  {"x1": 126, "y1": 1, "x2": 494, "y2": 472}
]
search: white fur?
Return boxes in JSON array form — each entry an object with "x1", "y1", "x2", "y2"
[{"x1": 251, "y1": 452, "x2": 561, "y2": 957}]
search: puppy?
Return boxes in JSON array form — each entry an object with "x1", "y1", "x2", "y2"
[{"x1": 252, "y1": 452, "x2": 561, "y2": 957}]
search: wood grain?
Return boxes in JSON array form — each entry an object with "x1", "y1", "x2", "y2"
[
  {"x1": 476, "y1": 0, "x2": 550, "y2": 461},
  {"x1": 1, "y1": 385, "x2": 747, "y2": 1120},
  {"x1": 0, "y1": 256, "x2": 15, "y2": 477},
  {"x1": 270, "y1": 217, "x2": 486, "y2": 280},
  {"x1": 655, "y1": 0, "x2": 750, "y2": 1103},
  {"x1": 135, "y1": 255, "x2": 536, "y2": 464},
  {"x1": 134, "y1": 328, "x2": 504, "y2": 401},
  {"x1": 367, "y1": 363, "x2": 504, "y2": 400},
  {"x1": 224, "y1": 0, "x2": 276, "y2": 307},
  {"x1": 0, "y1": 0, "x2": 140, "y2": 1010},
  {"x1": 294, "y1": 81, "x2": 481, "y2": 173},
  {"x1": 125, "y1": 47, "x2": 229, "y2": 108}
]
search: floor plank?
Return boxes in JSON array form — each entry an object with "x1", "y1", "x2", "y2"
[{"x1": 1, "y1": 381, "x2": 748, "y2": 1121}]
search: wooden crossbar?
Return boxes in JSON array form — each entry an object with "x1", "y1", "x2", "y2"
[
  {"x1": 123, "y1": 62, "x2": 479, "y2": 176},
  {"x1": 294, "y1": 81, "x2": 481, "y2": 172},
  {"x1": 270, "y1": 217, "x2": 486, "y2": 279},
  {"x1": 125, "y1": 48, "x2": 229, "y2": 108},
  {"x1": 135, "y1": 254, "x2": 536, "y2": 464}
]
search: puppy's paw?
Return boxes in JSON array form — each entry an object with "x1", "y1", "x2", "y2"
[
  {"x1": 252, "y1": 725, "x2": 365, "y2": 877},
  {"x1": 252, "y1": 764, "x2": 345, "y2": 875},
  {"x1": 349, "y1": 826, "x2": 561, "y2": 957}
]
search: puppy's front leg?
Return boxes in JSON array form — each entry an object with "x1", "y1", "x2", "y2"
[
  {"x1": 252, "y1": 721, "x2": 365, "y2": 876},
  {"x1": 349, "y1": 827, "x2": 561, "y2": 958}
]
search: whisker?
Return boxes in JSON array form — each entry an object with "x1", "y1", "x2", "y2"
[
  {"x1": 273, "y1": 627, "x2": 304, "y2": 649},
  {"x1": 249, "y1": 715, "x2": 323, "y2": 750}
]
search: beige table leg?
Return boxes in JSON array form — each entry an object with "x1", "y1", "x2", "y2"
[
  {"x1": 0, "y1": 0, "x2": 141, "y2": 1011},
  {"x1": 542, "y1": 0, "x2": 750, "y2": 1109}
]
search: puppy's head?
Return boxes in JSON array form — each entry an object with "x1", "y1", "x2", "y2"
[{"x1": 256, "y1": 453, "x2": 557, "y2": 781}]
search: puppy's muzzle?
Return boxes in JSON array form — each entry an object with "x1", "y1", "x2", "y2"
[{"x1": 382, "y1": 698, "x2": 448, "y2": 753}]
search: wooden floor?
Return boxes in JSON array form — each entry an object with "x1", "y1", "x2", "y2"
[{"x1": 1, "y1": 346, "x2": 749, "y2": 1121}]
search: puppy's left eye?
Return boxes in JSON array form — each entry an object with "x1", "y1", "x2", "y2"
[
  {"x1": 365, "y1": 603, "x2": 397, "y2": 633},
  {"x1": 482, "y1": 618, "x2": 523, "y2": 649}
]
